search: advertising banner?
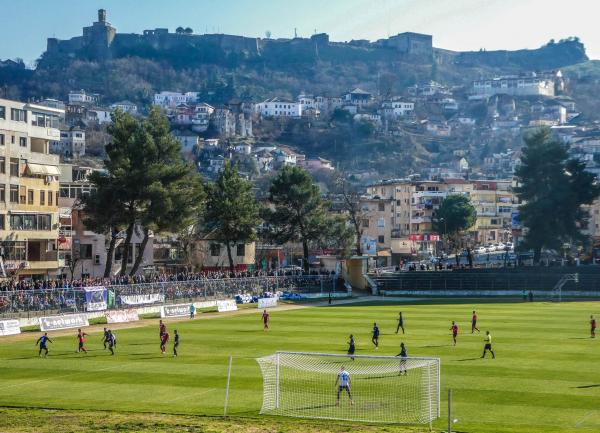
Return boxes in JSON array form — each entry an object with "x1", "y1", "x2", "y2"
[
  {"x1": 105, "y1": 309, "x2": 139, "y2": 324},
  {"x1": 39, "y1": 314, "x2": 89, "y2": 332},
  {"x1": 120, "y1": 293, "x2": 165, "y2": 306},
  {"x1": 257, "y1": 297, "x2": 278, "y2": 309},
  {"x1": 84, "y1": 287, "x2": 107, "y2": 312},
  {"x1": 0, "y1": 319, "x2": 21, "y2": 336},
  {"x1": 217, "y1": 299, "x2": 238, "y2": 313},
  {"x1": 161, "y1": 304, "x2": 192, "y2": 318}
]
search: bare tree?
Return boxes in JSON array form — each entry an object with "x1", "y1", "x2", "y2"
[{"x1": 335, "y1": 174, "x2": 369, "y2": 256}]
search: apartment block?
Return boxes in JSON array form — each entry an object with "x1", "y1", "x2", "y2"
[
  {"x1": 0, "y1": 98, "x2": 63, "y2": 277},
  {"x1": 362, "y1": 177, "x2": 517, "y2": 264},
  {"x1": 58, "y1": 163, "x2": 154, "y2": 278}
]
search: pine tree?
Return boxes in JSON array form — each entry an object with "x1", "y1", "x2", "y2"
[
  {"x1": 204, "y1": 161, "x2": 260, "y2": 273},
  {"x1": 515, "y1": 128, "x2": 600, "y2": 263},
  {"x1": 263, "y1": 166, "x2": 332, "y2": 272}
]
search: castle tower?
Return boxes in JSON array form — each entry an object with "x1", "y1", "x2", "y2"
[{"x1": 82, "y1": 9, "x2": 116, "y2": 61}]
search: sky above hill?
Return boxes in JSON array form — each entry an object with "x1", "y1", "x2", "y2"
[{"x1": 1, "y1": 0, "x2": 598, "y2": 64}]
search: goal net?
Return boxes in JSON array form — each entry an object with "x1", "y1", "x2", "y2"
[{"x1": 256, "y1": 352, "x2": 440, "y2": 424}]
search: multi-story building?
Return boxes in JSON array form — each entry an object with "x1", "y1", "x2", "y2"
[
  {"x1": 380, "y1": 100, "x2": 415, "y2": 118},
  {"x1": 68, "y1": 90, "x2": 99, "y2": 106},
  {"x1": 58, "y1": 163, "x2": 154, "y2": 278},
  {"x1": 153, "y1": 91, "x2": 199, "y2": 109},
  {"x1": 255, "y1": 98, "x2": 302, "y2": 118},
  {"x1": 362, "y1": 178, "x2": 518, "y2": 264},
  {"x1": 471, "y1": 71, "x2": 562, "y2": 99},
  {"x1": 0, "y1": 98, "x2": 63, "y2": 278},
  {"x1": 469, "y1": 180, "x2": 516, "y2": 244},
  {"x1": 109, "y1": 100, "x2": 138, "y2": 114},
  {"x1": 51, "y1": 126, "x2": 86, "y2": 159}
]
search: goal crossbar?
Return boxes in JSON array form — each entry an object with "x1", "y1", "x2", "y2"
[{"x1": 257, "y1": 351, "x2": 440, "y2": 425}]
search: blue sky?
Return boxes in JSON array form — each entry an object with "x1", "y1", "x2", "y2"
[{"x1": 1, "y1": 0, "x2": 598, "y2": 64}]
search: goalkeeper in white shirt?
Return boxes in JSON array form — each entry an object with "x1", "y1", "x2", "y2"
[{"x1": 335, "y1": 366, "x2": 354, "y2": 406}]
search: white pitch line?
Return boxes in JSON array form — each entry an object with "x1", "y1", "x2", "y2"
[
  {"x1": 575, "y1": 410, "x2": 597, "y2": 428},
  {"x1": 164, "y1": 387, "x2": 217, "y2": 404}
]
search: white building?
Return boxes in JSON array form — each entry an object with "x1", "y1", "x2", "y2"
[
  {"x1": 68, "y1": 90, "x2": 99, "y2": 105},
  {"x1": 110, "y1": 100, "x2": 138, "y2": 114},
  {"x1": 381, "y1": 100, "x2": 415, "y2": 118},
  {"x1": 255, "y1": 98, "x2": 302, "y2": 118},
  {"x1": 87, "y1": 107, "x2": 112, "y2": 124},
  {"x1": 153, "y1": 91, "x2": 199, "y2": 109},
  {"x1": 472, "y1": 72, "x2": 560, "y2": 99},
  {"x1": 51, "y1": 127, "x2": 86, "y2": 159},
  {"x1": 234, "y1": 143, "x2": 252, "y2": 155},
  {"x1": 298, "y1": 93, "x2": 315, "y2": 110}
]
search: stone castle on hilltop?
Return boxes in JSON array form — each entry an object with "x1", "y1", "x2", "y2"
[
  {"x1": 44, "y1": 9, "x2": 586, "y2": 71},
  {"x1": 45, "y1": 9, "x2": 434, "y2": 63}
]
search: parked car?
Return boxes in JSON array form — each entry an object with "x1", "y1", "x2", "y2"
[
  {"x1": 475, "y1": 246, "x2": 487, "y2": 255},
  {"x1": 505, "y1": 242, "x2": 514, "y2": 250}
]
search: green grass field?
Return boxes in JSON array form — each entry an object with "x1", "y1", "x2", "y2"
[{"x1": 0, "y1": 299, "x2": 599, "y2": 433}]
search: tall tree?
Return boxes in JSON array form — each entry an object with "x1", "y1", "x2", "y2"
[
  {"x1": 334, "y1": 174, "x2": 369, "y2": 255},
  {"x1": 80, "y1": 175, "x2": 127, "y2": 277},
  {"x1": 204, "y1": 161, "x2": 260, "y2": 273},
  {"x1": 128, "y1": 108, "x2": 204, "y2": 275},
  {"x1": 263, "y1": 166, "x2": 332, "y2": 272},
  {"x1": 84, "y1": 108, "x2": 204, "y2": 277},
  {"x1": 515, "y1": 128, "x2": 600, "y2": 263},
  {"x1": 432, "y1": 194, "x2": 477, "y2": 265}
]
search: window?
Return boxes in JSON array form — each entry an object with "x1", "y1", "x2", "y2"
[
  {"x1": 378, "y1": 235, "x2": 385, "y2": 243},
  {"x1": 94, "y1": 254, "x2": 101, "y2": 265},
  {"x1": 27, "y1": 189, "x2": 33, "y2": 205},
  {"x1": 362, "y1": 219, "x2": 369, "y2": 228},
  {"x1": 0, "y1": 241, "x2": 26, "y2": 261},
  {"x1": 80, "y1": 244, "x2": 93, "y2": 259},
  {"x1": 40, "y1": 191, "x2": 45, "y2": 205},
  {"x1": 48, "y1": 191, "x2": 53, "y2": 206},
  {"x1": 210, "y1": 243, "x2": 221, "y2": 256},
  {"x1": 11, "y1": 135, "x2": 15, "y2": 144},
  {"x1": 32, "y1": 112, "x2": 60, "y2": 128},
  {"x1": 378, "y1": 202, "x2": 385, "y2": 211},
  {"x1": 9, "y1": 214, "x2": 52, "y2": 231},
  {"x1": 19, "y1": 186, "x2": 26, "y2": 204},
  {"x1": 9, "y1": 158, "x2": 18, "y2": 177},
  {"x1": 377, "y1": 218, "x2": 385, "y2": 228},
  {"x1": 9, "y1": 185, "x2": 18, "y2": 203},
  {"x1": 0, "y1": 134, "x2": 4, "y2": 145},
  {"x1": 10, "y1": 108, "x2": 27, "y2": 122},
  {"x1": 19, "y1": 137, "x2": 27, "y2": 147},
  {"x1": 0, "y1": 157, "x2": 4, "y2": 174},
  {"x1": 0, "y1": 106, "x2": 5, "y2": 119},
  {"x1": 236, "y1": 243, "x2": 245, "y2": 257},
  {"x1": 0, "y1": 185, "x2": 4, "y2": 202},
  {"x1": 0, "y1": 215, "x2": 4, "y2": 230}
]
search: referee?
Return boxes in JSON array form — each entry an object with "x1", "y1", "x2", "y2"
[{"x1": 481, "y1": 331, "x2": 495, "y2": 359}]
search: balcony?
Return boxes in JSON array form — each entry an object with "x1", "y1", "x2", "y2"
[
  {"x1": 412, "y1": 191, "x2": 447, "y2": 199},
  {"x1": 410, "y1": 216, "x2": 432, "y2": 224}
]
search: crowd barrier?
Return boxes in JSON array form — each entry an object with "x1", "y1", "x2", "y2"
[{"x1": 0, "y1": 275, "x2": 336, "y2": 319}]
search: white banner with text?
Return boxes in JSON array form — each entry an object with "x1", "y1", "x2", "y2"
[{"x1": 217, "y1": 299, "x2": 238, "y2": 313}]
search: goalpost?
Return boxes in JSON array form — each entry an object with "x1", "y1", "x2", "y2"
[{"x1": 256, "y1": 352, "x2": 440, "y2": 425}]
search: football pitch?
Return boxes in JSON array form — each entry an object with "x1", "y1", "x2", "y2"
[{"x1": 0, "y1": 299, "x2": 599, "y2": 433}]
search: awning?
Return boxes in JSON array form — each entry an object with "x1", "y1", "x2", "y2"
[{"x1": 27, "y1": 163, "x2": 61, "y2": 176}]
